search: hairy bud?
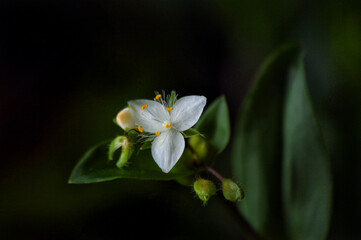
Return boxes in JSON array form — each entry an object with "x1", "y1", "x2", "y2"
[
  {"x1": 222, "y1": 179, "x2": 244, "y2": 202},
  {"x1": 193, "y1": 178, "x2": 217, "y2": 203}
]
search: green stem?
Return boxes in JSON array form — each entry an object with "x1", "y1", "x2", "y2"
[
  {"x1": 185, "y1": 142, "x2": 262, "y2": 239},
  {"x1": 205, "y1": 166, "x2": 225, "y2": 181}
]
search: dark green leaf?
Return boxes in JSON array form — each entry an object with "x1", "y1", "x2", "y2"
[
  {"x1": 282, "y1": 54, "x2": 332, "y2": 240},
  {"x1": 69, "y1": 140, "x2": 194, "y2": 184},
  {"x1": 231, "y1": 43, "x2": 332, "y2": 240},
  {"x1": 232, "y1": 44, "x2": 298, "y2": 239},
  {"x1": 193, "y1": 95, "x2": 231, "y2": 155}
]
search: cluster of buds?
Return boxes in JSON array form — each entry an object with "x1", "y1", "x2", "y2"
[{"x1": 193, "y1": 173, "x2": 244, "y2": 204}]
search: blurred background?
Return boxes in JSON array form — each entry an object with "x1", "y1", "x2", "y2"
[{"x1": 0, "y1": 0, "x2": 360, "y2": 239}]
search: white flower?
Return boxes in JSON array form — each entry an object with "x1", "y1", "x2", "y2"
[{"x1": 128, "y1": 92, "x2": 206, "y2": 173}]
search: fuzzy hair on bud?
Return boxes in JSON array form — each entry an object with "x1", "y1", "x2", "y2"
[
  {"x1": 222, "y1": 179, "x2": 244, "y2": 202},
  {"x1": 193, "y1": 178, "x2": 217, "y2": 203}
]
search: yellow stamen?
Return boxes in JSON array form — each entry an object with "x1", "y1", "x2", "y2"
[
  {"x1": 141, "y1": 104, "x2": 148, "y2": 109},
  {"x1": 155, "y1": 131, "x2": 161, "y2": 135},
  {"x1": 155, "y1": 94, "x2": 162, "y2": 100},
  {"x1": 138, "y1": 125, "x2": 144, "y2": 133},
  {"x1": 166, "y1": 107, "x2": 173, "y2": 111},
  {"x1": 165, "y1": 123, "x2": 171, "y2": 129}
]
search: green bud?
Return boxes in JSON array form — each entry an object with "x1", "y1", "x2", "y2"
[
  {"x1": 108, "y1": 136, "x2": 125, "y2": 160},
  {"x1": 222, "y1": 179, "x2": 244, "y2": 202},
  {"x1": 188, "y1": 135, "x2": 210, "y2": 163},
  {"x1": 193, "y1": 179, "x2": 217, "y2": 203},
  {"x1": 108, "y1": 136, "x2": 134, "y2": 168},
  {"x1": 116, "y1": 137, "x2": 134, "y2": 168}
]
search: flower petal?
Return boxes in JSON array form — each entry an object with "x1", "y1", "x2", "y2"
[
  {"x1": 128, "y1": 99, "x2": 170, "y2": 133},
  {"x1": 171, "y1": 96, "x2": 207, "y2": 131},
  {"x1": 151, "y1": 129, "x2": 185, "y2": 173}
]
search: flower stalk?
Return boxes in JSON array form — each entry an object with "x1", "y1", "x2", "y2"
[{"x1": 205, "y1": 166, "x2": 225, "y2": 181}]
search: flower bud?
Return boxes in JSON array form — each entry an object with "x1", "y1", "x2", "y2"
[
  {"x1": 222, "y1": 179, "x2": 244, "y2": 202},
  {"x1": 116, "y1": 137, "x2": 134, "y2": 168},
  {"x1": 193, "y1": 178, "x2": 217, "y2": 203},
  {"x1": 108, "y1": 136, "x2": 134, "y2": 168},
  {"x1": 108, "y1": 136, "x2": 125, "y2": 160},
  {"x1": 116, "y1": 107, "x2": 136, "y2": 130},
  {"x1": 188, "y1": 135, "x2": 210, "y2": 164}
]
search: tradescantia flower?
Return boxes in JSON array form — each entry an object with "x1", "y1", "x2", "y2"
[{"x1": 128, "y1": 91, "x2": 206, "y2": 173}]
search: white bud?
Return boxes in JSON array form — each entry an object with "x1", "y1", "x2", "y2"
[{"x1": 116, "y1": 107, "x2": 136, "y2": 130}]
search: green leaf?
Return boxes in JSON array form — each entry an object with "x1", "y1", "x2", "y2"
[
  {"x1": 231, "y1": 43, "x2": 332, "y2": 240},
  {"x1": 192, "y1": 96, "x2": 231, "y2": 156},
  {"x1": 69, "y1": 140, "x2": 194, "y2": 184},
  {"x1": 282, "y1": 53, "x2": 332, "y2": 240},
  {"x1": 232, "y1": 44, "x2": 297, "y2": 239}
]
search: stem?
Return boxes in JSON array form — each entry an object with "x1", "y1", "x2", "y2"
[
  {"x1": 184, "y1": 142, "x2": 262, "y2": 239},
  {"x1": 204, "y1": 167, "x2": 263, "y2": 239},
  {"x1": 220, "y1": 198, "x2": 264, "y2": 240},
  {"x1": 205, "y1": 166, "x2": 225, "y2": 182}
]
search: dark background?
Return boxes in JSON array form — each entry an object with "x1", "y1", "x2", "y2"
[{"x1": 1, "y1": 0, "x2": 360, "y2": 239}]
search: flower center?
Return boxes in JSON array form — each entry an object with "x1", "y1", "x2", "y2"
[{"x1": 166, "y1": 107, "x2": 173, "y2": 111}]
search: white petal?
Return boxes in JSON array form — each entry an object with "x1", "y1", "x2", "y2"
[
  {"x1": 171, "y1": 96, "x2": 207, "y2": 131},
  {"x1": 151, "y1": 129, "x2": 185, "y2": 173},
  {"x1": 128, "y1": 99, "x2": 170, "y2": 133},
  {"x1": 116, "y1": 107, "x2": 136, "y2": 130}
]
